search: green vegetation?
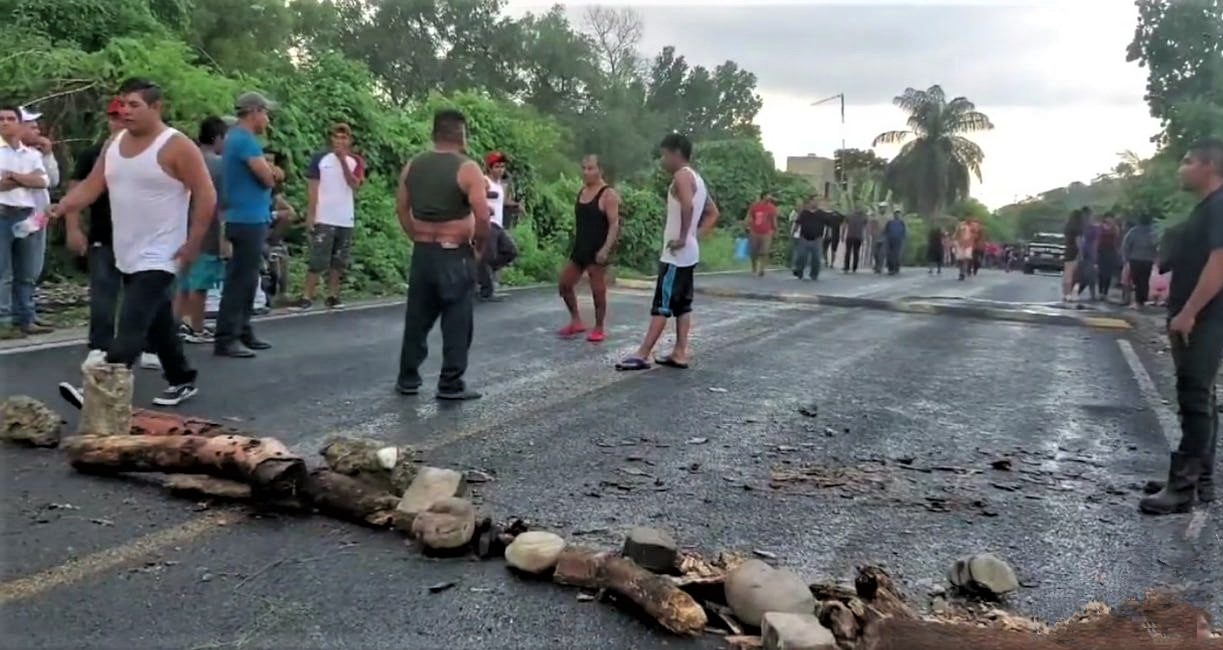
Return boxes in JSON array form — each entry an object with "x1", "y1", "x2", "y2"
[
  {"x1": 873, "y1": 85, "x2": 994, "y2": 218},
  {"x1": 3, "y1": 0, "x2": 806, "y2": 295}
]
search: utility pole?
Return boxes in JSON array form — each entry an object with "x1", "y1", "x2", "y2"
[{"x1": 812, "y1": 93, "x2": 846, "y2": 153}]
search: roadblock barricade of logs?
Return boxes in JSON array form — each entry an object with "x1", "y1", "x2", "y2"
[{"x1": 1, "y1": 393, "x2": 1220, "y2": 650}]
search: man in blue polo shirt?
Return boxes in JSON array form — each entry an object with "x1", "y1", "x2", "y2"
[{"x1": 215, "y1": 91, "x2": 282, "y2": 358}]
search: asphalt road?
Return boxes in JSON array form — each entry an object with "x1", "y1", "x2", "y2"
[{"x1": 0, "y1": 269, "x2": 1215, "y2": 649}]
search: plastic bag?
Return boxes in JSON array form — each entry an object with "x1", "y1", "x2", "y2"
[
  {"x1": 734, "y1": 237, "x2": 749, "y2": 261},
  {"x1": 78, "y1": 362, "x2": 134, "y2": 436}
]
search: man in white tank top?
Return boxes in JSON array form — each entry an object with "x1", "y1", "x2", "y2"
[
  {"x1": 616, "y1": 134, "x2": 720, "y2": 372},
  {"x1": 49, "y1": 78, "x2": 218, "y2": 407},
  {"x1": 477, "y1": 151, "x2": 519, "y2": 301}
]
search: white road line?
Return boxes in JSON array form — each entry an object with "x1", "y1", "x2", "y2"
[
  {"x1": 1117, "y1": 339, "x2": 1180, "y2": 450},
  {"x1": 1185, "y1": 510, "x2": 1209, "y2": 541}
]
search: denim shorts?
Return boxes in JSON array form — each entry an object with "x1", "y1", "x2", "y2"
[{"x1": 180, "y1": 254, "x2": 225, "y2": 292}]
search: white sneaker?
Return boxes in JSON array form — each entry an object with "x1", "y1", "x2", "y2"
[
  {"x1": 140, "y1": 353, "x2": 163, "y2": 370},
  {"x1": 83, "y1": 349, "x2": 106, "y2": 369}
]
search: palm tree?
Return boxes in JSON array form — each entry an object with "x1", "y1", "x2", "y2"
[{"x1": 873, "y1": 85, "x2": 994, "y2": 218}]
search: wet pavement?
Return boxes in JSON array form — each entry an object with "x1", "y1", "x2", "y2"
[{"x1": 0, "y1": 270, "x2": 1217, "y2": 649}]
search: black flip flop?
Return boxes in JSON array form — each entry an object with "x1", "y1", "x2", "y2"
[
  {"x1": 615, "y1": 357, "x2": 651, "y2": 371},
  {"x1": 655, "y1": 355, "x2": 690, "y2": 369}
]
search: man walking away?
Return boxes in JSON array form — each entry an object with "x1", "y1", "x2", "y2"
[
  {"x1": 869, "y1": 214, "x2": 885, "y2": 273},
  {"x1": 884, "y1": 211, "x2": 906, "y2": 275},
  {"x1": 927, "y1": 226, "x2": 944, "y2": 274},
  {"x1": 395, "y1": 109, "x2": 491, "y2": 400},
  {"x1": 19, "y1": 111, "x2": 58, "y2": 334},
  {"x1": 792, "y1": 199, "x2": 823, "y2": 280},
  {"x1": 1140, "y1": 137, "x2": 1223, "y2": 515},
  {"x1": 616, "y1": 134, "x2": 719, "y2": 371},
  {"x1": 1122, "y1": 214, "x2": 1158, "y2": 308},
  {"x1": 50, "y1": 77, "x2": 216, "y2": 406},
  {"x1": 0, "y1": 104, "x2": 47, "y2": 339},
  {"x1": 744, "y1": 193, "x2": 776, "y2": 277},
  {"x1": 821, "y1": 204, "x2": 844, "y2": 268},
  {"x1": 178, "y1": 116, "x2": 228, "y2": 343},
  {"x1": 1097, "y1": 214, "x2": 1121, "y2": 299},
  {"x1": 295, "y1": 123, "x2": 364, "y2": 311},
  {"x1": 215, "y1": 91, "x2": 280, "y2": 358},
  {"x1": 558, "y1": 154, "x2": 620, "y2": 342},
  {"x1": 843, "y1": 209, "x2": 867, "y2": 273},
  {"x1": 478, "y1": 151, "x2": 519, "y2": 301}
]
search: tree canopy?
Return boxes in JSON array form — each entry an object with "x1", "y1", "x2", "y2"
[
  {"x1": 2, "y1": 0, "x2": 803, "y2": 286},
  {"x1": 873, "y1": 85, "x2": 994, "y2": 218}
]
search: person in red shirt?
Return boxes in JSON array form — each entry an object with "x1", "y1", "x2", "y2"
[{"x1": 744, "y1": 193, "x2": 777, "y2": 276}]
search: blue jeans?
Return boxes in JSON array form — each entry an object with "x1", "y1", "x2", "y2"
[
  {"x1": 792, "y1": 238, "x2": 821, "y2": 279},
  {"x1": 0, "y1": 205, "x2": 34, "y2": 327}
]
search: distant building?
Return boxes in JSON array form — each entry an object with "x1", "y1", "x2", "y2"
[{"x1": 786, "y1": 154, "x2": 836, "y2": 199}]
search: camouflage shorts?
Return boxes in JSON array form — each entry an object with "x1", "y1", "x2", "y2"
[{"x1": 308, "y1": 224, "x2": 353, "y2": 273}]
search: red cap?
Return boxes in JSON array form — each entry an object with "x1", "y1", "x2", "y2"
[
  {"x1": 106, "y1": 98, "x2": 124, "y2": 116},
  {"x1": 484, "y1": 151, "x2": 507, "y2": 167}
]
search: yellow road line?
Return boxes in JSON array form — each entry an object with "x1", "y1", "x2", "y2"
[
  {"x1": 1081, "y1": 316, "x2": 1132, "y2": 330},
  {"x1": 0, "y1": 509, "x2": 243, "y2": 605}
]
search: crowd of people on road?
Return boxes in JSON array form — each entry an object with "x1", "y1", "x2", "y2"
[
  {"x1": 1060, "y1": 206, "x2": 1169, "y2": 309},
  {"x1": 9, "y1": 78, "x2": 1223, "y2": 524}
]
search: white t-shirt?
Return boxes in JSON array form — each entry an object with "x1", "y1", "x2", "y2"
[
  {"x1": 0, "y1": 141, "x2": 46, "y2": 209},
  {"x1": 486, "y1": 177, "x2": 505, "y2": 228},
  {"x1": 659, "y1": 166, "x2": 707, "y2": 268},
  {"x1": 306, "y1": 151, "x2": 360, "y2": 228}
]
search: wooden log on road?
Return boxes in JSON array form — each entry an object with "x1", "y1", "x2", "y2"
[
  {"x1": 129, "y1": 409, "x2": 240, "y2": 437},
  {"x1": 63, "y1": 434, "x2": 306, "y2": 497},
  {"x1": 300, "y1": 468, "x2": 401, "y2": 527},
  {"x1": 551, "y1": 547, "x2": 706, "y2": 635}
]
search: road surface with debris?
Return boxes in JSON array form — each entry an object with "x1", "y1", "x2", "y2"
[{"x1": 0, "y1": 269, "x2": 1213, "y2": 649}]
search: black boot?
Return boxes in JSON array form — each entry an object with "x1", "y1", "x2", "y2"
[{"x1": 1139, "y1": 452, "x2": 1202, "y2": 515}]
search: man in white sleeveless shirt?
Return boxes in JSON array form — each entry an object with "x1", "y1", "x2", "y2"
[
  {"x1": 616, "y1": 134, "x2": 719, "y2": 371},
  {"x1": 477, "y1": 151, "x2": 519, "y2": 301},
  {"x1": 49, "y1": 78, "x2": 217, "y2": 406}
]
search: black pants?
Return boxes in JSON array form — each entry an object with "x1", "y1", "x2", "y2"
[
  {"x1": 398, "y1": 243, "x2": 476, "y2": 393},
  {"x1": 822, "y1": 237, "x2": 838, "y2": 266},
  {"x1": 1131, "y1": 260, "x2": 1154, "y2": 305},
  {"x1": 87, "y1": 244, "x2": 152, "y2": 353},
  {"x1": 105, "y1": 270, "x2": 196, "y2": 386},
  {"x1": 1098, "y1": 250, "x2": 1118, "y2": 295},
  {"x1": 215, "y1": 222, "x2": 267, "y2": 347},
  {"x1": 885, "y1": 239, "x2": 903, "y2": 274},
  {"x1": 1172, "y1": 319, "x2": 1223, "y2": 477},
  {"x1": 843, "y1": 238, "x2": 862, "y2": 272},
  {"x1": 477, "y1": 224, "x2": 518, "y2": 298}
]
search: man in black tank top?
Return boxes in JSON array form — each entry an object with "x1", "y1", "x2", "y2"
[
  {"x1": 393, "y1": 109, "x2": 491, "y2": 400},
  {"x1": 557, "y1": 155, "x2": 621, "y2": 342}
]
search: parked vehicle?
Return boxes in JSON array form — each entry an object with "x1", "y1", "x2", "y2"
[{"x1": 1023, "y1": 232, "x2": 1066, "y2": 274}]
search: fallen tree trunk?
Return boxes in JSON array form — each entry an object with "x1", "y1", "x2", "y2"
[
  {"x1": 300, "y1": 468, "x2": 400, "y2": 527},
  {"x1": 550, "y1": 548, "x2": 706, "y2": 635},
  {"x1": 63, "y1": 434, "x2": 306, "y2": 497},
  {"x1": 129, "y1": 409, "x2": 240, "y2": 437}
]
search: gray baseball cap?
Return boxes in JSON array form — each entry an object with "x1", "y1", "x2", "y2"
[{"x1": 234, "y1": 91, "x2": 277, "y2": 115}]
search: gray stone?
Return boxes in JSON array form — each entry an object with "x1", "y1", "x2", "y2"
[
  {"x1": 967, "y1": 553, "x2": 1019, "y2": 595},
  {"x1": 505, "y1": 531, "x2": 566, "y2": 573},
  {"x1": 410, "y1": 497, "x2": 476, "y2": 549},
  {"x1": 761, "y1": 612, "x2": 837, "y2": 650},
  {"x1": 395, "y1": 467, "x2": 467, "y2": 522},
  {"x1": 725, "y1": 559, "x2": 817, "y2": 627},
  {"x1": 622, "y1": 526, "x2": 678, "y2": 573},
  {"x1": 0, "y1": 396, "x2": 63, "y2": 447}
]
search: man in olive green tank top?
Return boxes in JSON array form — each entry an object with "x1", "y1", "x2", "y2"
[{"x1": 394, "y1": 109, "x2": 491, "y2": 400}]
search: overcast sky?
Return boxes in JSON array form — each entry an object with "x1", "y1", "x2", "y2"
[{"x1": 505, "y1": 0, "x2": 1161, "y2": 208}]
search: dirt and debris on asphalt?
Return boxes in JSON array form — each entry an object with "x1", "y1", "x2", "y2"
[{"x1": 0, "y1": 272, "x2": 1216, "y2": 649}]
